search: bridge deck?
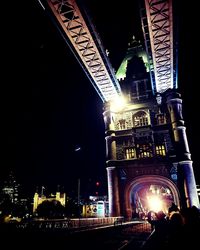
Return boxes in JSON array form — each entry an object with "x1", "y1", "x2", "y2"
[{"x1": 1, "y1": 220, "x2": 151, "y2": 250}]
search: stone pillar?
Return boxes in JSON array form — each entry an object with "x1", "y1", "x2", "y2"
[
  {"x1": 103, "y1": 102, "x2": 117, "y2": 160},
  {"x1": 107, "y1": 167, "x2": 120, "y2": 216},
  {"x1": 179, "y1": 161, "x2": 200, "y2": 208},
  {"x1": 166, "y1": 90, "x2": 199, "y2": 209},
  {"x1": 105, "y1": 135, "x2": 117, "y2": 160}
]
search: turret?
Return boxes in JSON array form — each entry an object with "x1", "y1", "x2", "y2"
[{"x1": 166, "y1": 89, "x2": 199, "y2": 209}]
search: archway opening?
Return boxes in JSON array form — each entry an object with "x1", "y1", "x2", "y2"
[{"x1": 128, "y1": 176, "x2": 179, "y2": 219}]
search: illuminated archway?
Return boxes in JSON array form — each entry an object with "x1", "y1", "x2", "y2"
[{"x1": 124, "y1": 175, "x2": 180, "y2": 218}]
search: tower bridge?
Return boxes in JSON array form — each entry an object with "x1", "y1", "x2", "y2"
[{"x1": 40, "y1": 0, "x2": 199, "y2": 218}]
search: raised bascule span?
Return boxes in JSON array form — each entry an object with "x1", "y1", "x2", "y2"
[{"x1": 41, "y1": 0, "x2": 199, "y2": 217}]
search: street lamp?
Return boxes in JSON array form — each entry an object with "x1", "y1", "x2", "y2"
[
  {"x1": 74, "y1": 146, "x2": 82, "y2": 221},
  {"x1": 78, "y1": 178, "x2": 80, "y2": 208}
]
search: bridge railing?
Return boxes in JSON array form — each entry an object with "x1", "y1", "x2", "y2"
[{"x1": 15, "y1": 216, "x2": 122, "y2": 230}]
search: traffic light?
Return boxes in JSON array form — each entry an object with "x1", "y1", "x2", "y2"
[{"x1": 95, "y1": 181, "x2": 100, "y2": 196}]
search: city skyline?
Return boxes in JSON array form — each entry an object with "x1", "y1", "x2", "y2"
[{"x1": 1, "y1": 0, "x2": 199, "y2": 197}]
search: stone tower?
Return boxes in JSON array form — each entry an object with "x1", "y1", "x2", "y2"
[{"x1": 104, "y1": 38, "x2": 199, "y2": 218}]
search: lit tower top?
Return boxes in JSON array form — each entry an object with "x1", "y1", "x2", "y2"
[
  {"x1": 42, "y1": 0, "x2": 122, "y2": 103},
  {"x1": 116, "y1": 36, "x2": 149, "y2": 81},
  {"x1": 140, "y1": 0, "x2": 178, "y2": 94}
]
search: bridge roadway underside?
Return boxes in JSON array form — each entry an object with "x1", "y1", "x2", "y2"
[{"x1": 1, "y1": 221, "x2": 151, "y2": 250}]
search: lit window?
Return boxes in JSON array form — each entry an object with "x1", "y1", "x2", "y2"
[
  {"x1": 137, "y1": 144, "x2": 153, "y2": 158},
  {"x1": 157, "y1": 114, "x2": 166, "y2": 125},
  {"x1": 125, "y1": 148, "x2": 135, "y2": 159},
  {"x1": 133, "y1": 111, "x2": 149, "y2": 127},
  {"x1": 118, "y1": 119, "x2": 126, "y2": 130},
  {"x1": 155, "y1": 145, "x2": 166, "y2": 156}
]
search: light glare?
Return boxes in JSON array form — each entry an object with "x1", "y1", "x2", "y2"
[
  {"x1": 147, "y1": 195, "x2": 163, "y2": 212},
  {"x1": 110, "y1": 96, "x2": 126, "y2": 112}
]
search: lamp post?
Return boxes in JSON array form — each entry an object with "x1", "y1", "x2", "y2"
[
  {"x1": 78, "y1": 178, "x2": 80, "y2": 209},
  {"x1": 75, "y1": 146, "x2": 82, "y2": 224},
  {"x1": 77, "y1": 177, "x2": 81, "y2": 226},
  {"x1": 77, "y1": 178, "x2": 80, "y2": 205}
]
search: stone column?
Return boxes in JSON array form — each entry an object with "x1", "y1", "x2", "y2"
[
  {"x1": 166, "y1": 90, "x2": 199, "y2": 209},
  {"x1": 107, "y1": 167, "x2": 120, "y2": 216},
  {"x1": 103, "y1": 103, "x2": 117, "y2": 160},
  {"x1": 179, "y1": 161, "x2": 200, "y2": 208},
  {"x1": 105, "y1": 135, "x2": 117, "y2": 160}
]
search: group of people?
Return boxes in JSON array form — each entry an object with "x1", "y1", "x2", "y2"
[{"x1": 142, "y1": 203, "x2": 200, "y2": 249}]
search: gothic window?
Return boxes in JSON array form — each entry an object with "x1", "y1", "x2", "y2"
[
  {"x1": 118, "y1": 119, "x2": 126, "y2": 130},
  {"x1": 170, "y1": 165, "x2": 177, "y2": 181},
  {"x1": 136, "y1": 144, "x2": 153, "y2": 158},
  {"x1": 155, "y1": 145, "x2": 166, "y2": 156},
  {"x1": 125, "y1": 148, "x2": 135, "y2": 159},
  {"x1": 157, "y1": 114, "x2": 166, "y2": 125},
  {"x1": 133, "y1": 111, "x2": 149, "y2": 127}
]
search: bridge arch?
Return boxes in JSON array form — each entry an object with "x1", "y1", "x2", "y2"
[{"x1": 124, "y1": 175, "x2": 180, "y2": 219}]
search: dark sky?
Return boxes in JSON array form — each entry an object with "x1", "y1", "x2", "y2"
[{"x1": 1, "y1": 0, "x2": 199, "y2": 197}]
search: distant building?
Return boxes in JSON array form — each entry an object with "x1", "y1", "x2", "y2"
[
  {"x1": 1, "y1": 171, "x2": 19, "y2": 204},
  {"x1": 88, "y1": 195, "x2": 108, "y2": 202},
  {"x1": 33, "y1": 190, "x2": 66, "y2": 213}
]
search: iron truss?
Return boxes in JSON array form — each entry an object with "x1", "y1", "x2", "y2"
[
  {"x1": 141, "y1": 0, "x2": 177, "y2": 94},
  {"x1": 44, "y1": 0, "x2": 121, "y2": 102}
]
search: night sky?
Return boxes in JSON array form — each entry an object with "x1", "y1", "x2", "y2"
[{"x1": 1, "y1": 0, "x2": 199, "y2": 197}]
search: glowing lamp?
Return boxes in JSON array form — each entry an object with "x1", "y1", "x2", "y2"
[
  {"x1": 110, "y1": 95, "x2": 126, "y2": 112},
  {"x1": 147, "y1": 195, "x2": 163, "y2": 212}
]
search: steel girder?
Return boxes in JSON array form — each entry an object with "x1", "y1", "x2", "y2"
[
  {"x1": 44, "y1": 0, "x2": 121, "y2": 102},
  {"x1": 141, "y1": 0, "x2": 176, "y2": 94}
]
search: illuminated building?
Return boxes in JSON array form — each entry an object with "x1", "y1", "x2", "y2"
[
  {"x1": 104, "y1": 38, "x2": 199, "y2": 218},
  {"x1": 33, "y1": 189, "x2": 66, "y2": 213},
  {"x1": 40, "y1": 0, "x2": 199, "y2": 219},
  {"x1": 1, "y1": 171, "x2": 19, "y2": 204}
]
